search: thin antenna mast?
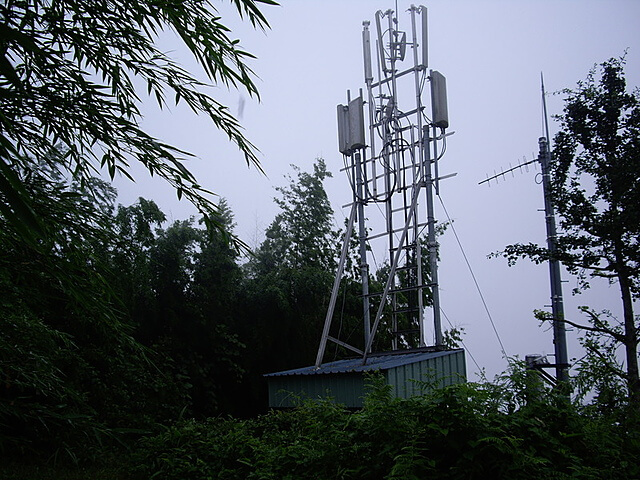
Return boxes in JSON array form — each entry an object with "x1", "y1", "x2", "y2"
[
  {"x1": 478, "y1": 76, "x2": 569, "y2": 385},
  {"x1": 540, "y1": 74, "x2": 569, "y2": 384},
  {"x1": 541, "y1": 72, "x2": 551, "y2": 144}
]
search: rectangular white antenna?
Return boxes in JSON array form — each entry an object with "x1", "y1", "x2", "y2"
[
  {"x1": 337, "y1": 97, "x2": 366, "y2": 155},
  {"x1": 337, "y1": 104, "x2": 350, "y2": 155},
  {"x1": 430, "y1": 70, "x2": 449, "y2": 128},
  {"x1": 348, "y1": 96, "x2": 366, "y2": 150},
  {"x1": 420, "y1": 6, "x2": 428, "y2": 68},
  {"x1": 362, "y1": 21, "x2": 373, "y2": 82}
]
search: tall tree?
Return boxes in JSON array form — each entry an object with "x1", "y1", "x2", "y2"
[
  {"x1": 0, "y1": 0, "x2": 275, "y2": 242},
  {"x1": 110, "y1": 197, "x2": 167, "y2": 328},
  {"x1": 247, "y1": 159, "x2": 339, "y2": 361},
  {"x1": 252, "y1": 159, "x2": 339, "y2": 275},
  {"x1": 0, "y1": 159, "x2": 187, "y2": 457},
  {"x1": 114, "y1": 207, "x2": 246, "y2": 417},
  {"x1": 500, "y1": 57, "x2": 640, "y2": 409},
  {"x1": 236, "y1": 159, "x2": 345, "y2": 412}
]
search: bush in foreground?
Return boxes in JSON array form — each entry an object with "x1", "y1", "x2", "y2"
[{"x1": 132, "y1": 373, "x2": 639, "y2": 480}]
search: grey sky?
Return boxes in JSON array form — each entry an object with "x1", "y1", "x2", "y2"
[{"x1": 114, "y1": 0, "x2": 640, "y2": 380}]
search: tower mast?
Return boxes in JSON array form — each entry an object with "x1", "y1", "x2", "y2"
[
  {"x1": 540, "y1": 74, "x2": 569, "y2": 383},
  {"x1": 479, "y1": 75, "x2": 570, "y2": 384}
]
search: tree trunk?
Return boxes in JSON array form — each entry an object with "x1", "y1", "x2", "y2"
[{"x1": 616, "y1": 245, "x2": 640, "y2": 411}]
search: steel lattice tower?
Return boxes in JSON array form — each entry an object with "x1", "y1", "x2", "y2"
[{"x1": 316, "y1": 5, "x2": 453, "y2": 367}]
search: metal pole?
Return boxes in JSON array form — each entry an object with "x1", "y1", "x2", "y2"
[
  {"x1": 364, "y1": 183, "x2": 421, "y2": 362},
  {"x1": 315, "y1": 203, "x2": 358, "y2": 368},
  {"x1": 538, "y1": 136, "x2": 569, "y2": 383},
  {"x1": 424, "y1": 125, "x2": 443, "y2": 346},
  {"x1": 355, "y1": 151, "x2": 371, "y2": 350},
  {"x1": 410, "y1": 5, "x2": 426, "y2": 346}
]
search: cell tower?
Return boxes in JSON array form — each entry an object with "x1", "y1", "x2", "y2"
[
  {"x1": 265, "y1": 6, "x2": 465, "y2": 408},
  {"x1": 315, "y1": 5, "x2": 453, "y2": 367}
]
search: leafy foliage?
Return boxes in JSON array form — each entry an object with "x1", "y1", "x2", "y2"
[
  {"x1": 0, "y1": 159, "x2": 248, "y2": 459},
  {"x1": 132, "y1": 370, "x2": 640, "y2": 480},
  {"x1": 0, "y1": 1, "x2": 279, "y2": 455},
  {"x1": 552, "y1": 57, "x2": 640, "y2": 295},
  {"x1": 0, "y1": 0, "x2": 275, "y2": 242},
  {"x1": 0, "y1": 160, "x2": 172, "y2": 459},
  {"x1": 250, "y1": 159, "x2": 338, "y2": 274}
]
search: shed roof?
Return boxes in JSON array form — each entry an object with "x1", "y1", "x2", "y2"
[{"x1": 264, "y1": 348, "x2": 463, "y2": 377}]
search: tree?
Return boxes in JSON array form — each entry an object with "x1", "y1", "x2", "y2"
[
  {"x1": 251, "y1": 159, "x2": 339, "y2": 275},
  {"x1": 0, "y1": 152, "x2": 248, "y2": 456},
  {"x1": 110, "y1": 198, "x2": 167, "y2": 327},
  {"x1": 0, "y1": 0, "x2": 275, "y2": 243},
  {"x1": 235, "y1": 159, "x2": 346, "y2": 412},
  {"x1": 500, "y1": 57, "x2": 640, "y2": 410},
  {"x1": 148, "y1": 214, "x2": 245, "y2": 416},
  {"x1": 0, "y1": 159, "x2": 189, "y2": 458},
  {"x1": 246, "y1": 159, "x2": 339, "y2": 358},
  {"x1": 108, "y1": 200, "x2": 246, "y2": 417}
]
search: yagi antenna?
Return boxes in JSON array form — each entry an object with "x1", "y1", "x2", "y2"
[
  {"x1": 481, "y1": 72, "x2": 553, "y2": 188},
  {"x1": 478, "y1": 154, "x2": 538, "y2": 187}
]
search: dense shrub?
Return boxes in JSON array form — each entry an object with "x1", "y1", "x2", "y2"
[{"x1": 132, "y1": 374, "x2": 640, "y2": 480}]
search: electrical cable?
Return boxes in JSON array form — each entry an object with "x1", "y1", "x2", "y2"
[
  {"x1": 437, "y1": 126, "x2": 447, "y2": 160},
  {"x1": 437, "y1": 194, "x2": 509, "y2": 360},
  {"x1": 342, "y1": 153, "x2": 362, "y2": 201},
  {"x1": 440, "y1": 307, "x2": 487, "y2": 381},
  {"x1": 363, "y1": 139, "x2": 402, "y2": 204}
]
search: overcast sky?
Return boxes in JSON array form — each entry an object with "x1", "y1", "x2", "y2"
[{"x1": 114, "y1": 0, "x2": 640, "y2": 380}]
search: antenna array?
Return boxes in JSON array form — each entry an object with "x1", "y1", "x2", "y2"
[{"x1": 316, "y1": 6, "x2": 453, "y2": 367}]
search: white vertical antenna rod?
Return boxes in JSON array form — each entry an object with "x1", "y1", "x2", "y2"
[
  {"x1": 541, "y1": 72, "x2": 551, "y2": 144},
  {"x1": 375, "y1": 10, "x2": 387, "y2": 74},
  {"x1": 420, "y1": 5, "x2": 428, "y2": 68},
  {"x1": 363, "y1": 21, "x2": 378, "y2": 198},
  {"x1": 363, "y1": 21, "x2": 373, "y2": 82}
]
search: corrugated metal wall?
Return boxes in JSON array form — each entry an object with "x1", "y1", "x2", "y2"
[
  {"x1": 267, "y1": 350, "x2": 466, "y2": 408},
  {"x1": 268, "y1": 373, "x2": 365, "y2": 408},
  {"x1": 385, "y1": 349, "x2": 466, "y2": 399}
]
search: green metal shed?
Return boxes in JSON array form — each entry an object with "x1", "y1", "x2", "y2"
[{"x1": 265, "y1": 348, "x2": 466, "y2": 408}]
